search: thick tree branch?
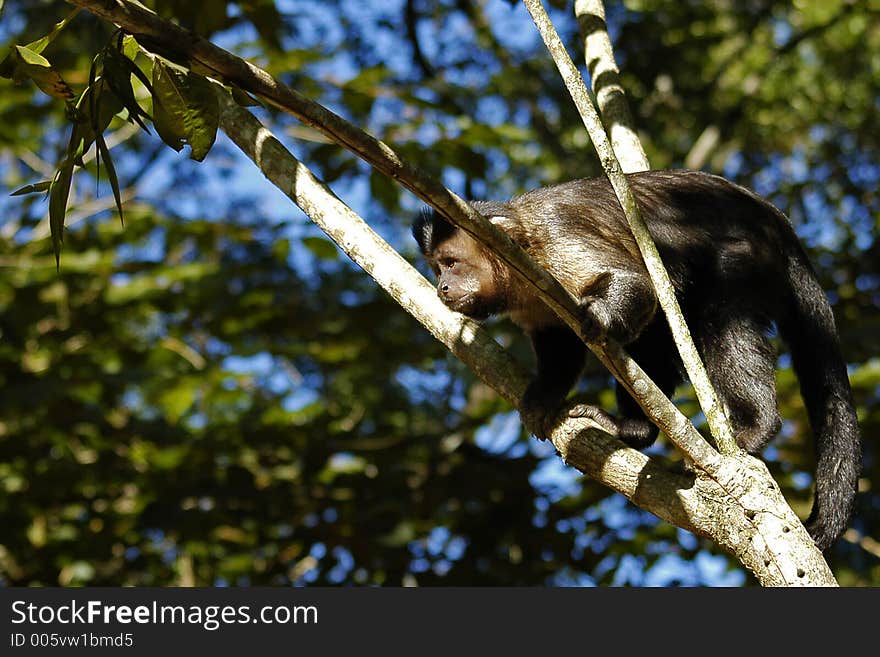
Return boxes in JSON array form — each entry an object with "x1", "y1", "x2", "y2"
[{"x1": 215, "y1": 90, "x2": 836, "y2": 586}]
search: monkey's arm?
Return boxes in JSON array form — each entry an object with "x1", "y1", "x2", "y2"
[
  {"x1": 519, "y1": 326, "x2": 587, "y2": 439},
  {"x1": 519, "y1": 269, "x2": 658, "y2": 439},
  {"x1": 578, "y1": 269, "x2": 658, "y2": 344}
]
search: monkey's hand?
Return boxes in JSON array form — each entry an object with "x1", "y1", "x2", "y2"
[
  {"x1": 578, "y1": 296, "x2": 613, "y2": 344},
  {"x1": 519, "y1": 382, "x2": 566, "y2": 441}
]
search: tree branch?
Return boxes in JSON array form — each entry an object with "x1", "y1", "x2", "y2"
[{"x1": 575, "y1": 0, "x2": 649, "y2": 173}]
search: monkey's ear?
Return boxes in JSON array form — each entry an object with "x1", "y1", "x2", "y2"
[
  {"x1": 412, "y1": 208, "x2": 455, "y2": 255},
  {"x1": 488, "y1": 214, "x2": 518, "y2": 233}
]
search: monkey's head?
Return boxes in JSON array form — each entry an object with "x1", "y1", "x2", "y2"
[{"x1": 412, "y1": 210, "x2": 508, "y2": 320}]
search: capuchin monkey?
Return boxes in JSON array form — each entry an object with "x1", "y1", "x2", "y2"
[{"x1": 412, "y1": 169, "x2": 861, "y2": 551}]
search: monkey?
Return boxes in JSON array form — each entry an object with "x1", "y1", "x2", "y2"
[{"x1": 412, "y1": 169, "x2": 861, "y2": 551}]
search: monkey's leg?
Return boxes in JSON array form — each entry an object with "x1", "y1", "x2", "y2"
[
  {"x1": 697, "y1": 312, "x2": 781, "y2": 453},
  {"x1": 601, "y1": 325, "x2": 682, "y2": 447},
  {"x1": 615, "y1": 340, "x2": 682, "y2": 449},
  {"x1": 566, "y1": 272, "x2": 667, "y2": 443},
  {"x1": 565, "y1": 323, "x2": 681, "y2": 446},
  {"x1": 520, "y1": 326, "x2": 587, "y2": 440}
]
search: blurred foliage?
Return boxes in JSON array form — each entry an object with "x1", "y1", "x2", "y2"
[{"x1": 0, "y1": 0, "x2": 877, "y2": 586}]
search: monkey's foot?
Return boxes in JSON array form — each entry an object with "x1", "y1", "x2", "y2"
[
  {"x1": 567, "y1": 404, "x2": 619, "y2": 435},
  {"x1": 567, "y1": 405, "x2": 659, "y2": 449}
]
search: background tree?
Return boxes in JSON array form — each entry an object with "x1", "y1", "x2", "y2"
[{"x1": 0, "y1": 0, "x2": 877, "y2": 586}]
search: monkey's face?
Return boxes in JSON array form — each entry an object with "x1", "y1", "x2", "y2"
[{"x1": 428, "y1": 233, "x2": 504, "y2": 320}]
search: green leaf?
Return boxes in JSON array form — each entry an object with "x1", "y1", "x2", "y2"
[
  {"x1": 48, "y1": 163, "x2": 74, "y2": 267},
  {"x1": 122, "y1": 35, "x2": 139, "y2": 62},
  {"x1": 95, "y1": 131, "x2": 124, "y2": 226},
  {"x1": 122, "y1": 50, "x2": 154, "y2": 97},
  {"x1": 104, "y1": 263, "x2": 218, "y2": 305},
  {"x1": 302, "y1": 236, "x2": 339, "y2": 261},
  {"x1": 102, "y1": 47, "x2": 149, "y2": 131},
  {"x1": 378, "y1": 521, "x2": 416, "y2": 547},
  {"x1": 69, "y1": 80, "x2": 124, "y2": 166},
  {"x1": 65, "y1": 110, "x2": 88, "y2": 168},
  {"x1": 5, "y1": 45, "x2": 73, "y2": 99},
  {"x1": 58, "y1": 561, "x2": 95, "y2": 585},
  {"x1": 148, "y1": 444, "x2": 190, "y2": 470},
  {"x1": 157, "y1": 378, "x2": 198, "y2": 424},
  {"x1": 0, "y1": 8, "x2": 79, "y2": 78},
  {"x1": 103, "y1": 274, "x2": 162, "y2": 305},
  {"x1": 10, "y1": 181, "x2": 51, "y2": 196},
  {"x1": 151, "y1": 61, "x2": 219, "y2": 162}
]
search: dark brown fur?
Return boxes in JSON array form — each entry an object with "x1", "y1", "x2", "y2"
[{"x1": 413, "y1": 169, "x2": 861, "y2": 551}]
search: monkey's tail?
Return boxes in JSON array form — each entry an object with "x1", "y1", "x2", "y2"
[{"x1": 778, "y1": 249, "x2": 861, "y2": 551}]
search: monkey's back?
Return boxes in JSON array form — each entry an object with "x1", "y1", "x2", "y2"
[{"x1": 510, "y1": 170, "x2": 803, "y2": 317}]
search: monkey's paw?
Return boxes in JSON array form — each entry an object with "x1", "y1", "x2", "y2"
[
  {"x1": 578, "y1": 297, "x2": 612, "y2": 343},
  {"x1": 519, "y1": 385, "x2": 564, "y2": 441}
]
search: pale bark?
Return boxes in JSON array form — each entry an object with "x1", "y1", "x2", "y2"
[{"x1": 575, "y1": 0, "x2": 649, "y2": 173}]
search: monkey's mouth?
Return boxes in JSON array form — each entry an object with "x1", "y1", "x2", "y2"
[{"x1": 445, "y1": 295, "x2": 495, "y2": 321}]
